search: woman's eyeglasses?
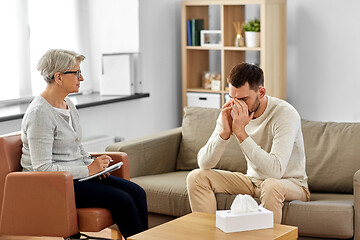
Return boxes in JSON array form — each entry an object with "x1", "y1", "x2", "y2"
[{"x1": 62, "y1": 70, "x2": 82, "y2": 79}]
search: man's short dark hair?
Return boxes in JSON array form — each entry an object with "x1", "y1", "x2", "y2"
[{"x1": 227, "y1": 62, "x2": 264, "y2": 91}]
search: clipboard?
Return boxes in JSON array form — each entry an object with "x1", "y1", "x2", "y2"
[{"x1": 78, "y1": 162, "x2": 124, "y2": 182}]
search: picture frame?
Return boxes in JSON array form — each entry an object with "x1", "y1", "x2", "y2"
[{"x1": 200, "y1": 30, "x2": 222, "y2": 47}]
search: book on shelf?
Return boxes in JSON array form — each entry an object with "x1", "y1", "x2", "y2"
[
  {"x1": 187, "y1": 20, "x2": 192, "y2": 46},
  {"x1": 190, "y1": 19, "x2": 204, "y2": 46}
]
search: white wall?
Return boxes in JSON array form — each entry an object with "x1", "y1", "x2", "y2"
[
  {"x1": 85, "y1": 0, "x2": 140, "y2": 93},
  {"x1": 287, "y1": 0, "x2": 360, "y2": 122}
]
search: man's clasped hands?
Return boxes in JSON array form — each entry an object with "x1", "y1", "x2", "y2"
[{"x1": 219, "y1": 98, "x2": 253, "y2": 142}]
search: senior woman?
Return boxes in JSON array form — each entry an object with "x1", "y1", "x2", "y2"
[{"x1": 20, "y1": 49, "x2": 148, "y2": 239}]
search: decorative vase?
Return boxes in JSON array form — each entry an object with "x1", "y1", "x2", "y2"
[
  {"x1": 245, "y1": 32, "x2": 260, "y2": 47},
  {"x1": 234, "y1": 33, "x2": 244, "y2": 47}
]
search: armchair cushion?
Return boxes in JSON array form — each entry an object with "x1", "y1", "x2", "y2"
[
  {"x1": 0, "y1": 171, "x2": 78, "y2": 237},
  {"x1": 77, "y1": 208, "x2": 113, "y2": 232},
  {"x1": 0, "y1": 132, "x2": 22, "y2": 215},
  {"x1": 176, "y1": 107, "x2": 247, "y2": 173}
]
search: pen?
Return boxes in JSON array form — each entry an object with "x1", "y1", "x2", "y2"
[{"x1": 89, "y1": 156, "x2": 114, "y2": 162}]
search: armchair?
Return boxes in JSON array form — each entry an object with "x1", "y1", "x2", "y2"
[{"x1": 0, "y1": 132, "x2": 129, "y2": 239}]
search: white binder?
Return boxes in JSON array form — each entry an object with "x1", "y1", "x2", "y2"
[{"x1": 100, "y1": 53, "x2": 136, "y2": 95}]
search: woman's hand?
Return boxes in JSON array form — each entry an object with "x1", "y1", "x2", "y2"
[
  {"x1": 98, "y1": 172, "x2": 111, "y2": 180},
  {"x1": 88, "y1": 155, "x2": 112, "y2": 176}
]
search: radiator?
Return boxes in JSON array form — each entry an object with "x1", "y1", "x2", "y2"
[{"x1": 82, "y1": 136, "x2": 116, "y2": 152}]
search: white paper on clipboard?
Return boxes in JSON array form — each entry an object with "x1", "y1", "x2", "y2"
[{"x1": 78, "y1": 162, "x2": 124, "y2": 182}]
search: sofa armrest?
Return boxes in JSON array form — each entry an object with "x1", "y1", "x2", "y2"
[
  {"x1": 106, "y1": 127, "x2": 182, "y2": 178},
  {"x1": 354, "y1": 169, "x2": 360, "y2": 240},
  {"x1": 0, "y1": 171, "x2": 78, "y2": 237},
  {"x1": 90, "y1": 152, "x2": 130, "y2": 180}
]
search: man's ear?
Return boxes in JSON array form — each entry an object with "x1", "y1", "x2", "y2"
[{"x1": 258, "y1": 86, "x2": 266, "y2": 98}]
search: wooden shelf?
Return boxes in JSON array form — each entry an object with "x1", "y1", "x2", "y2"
[
  {"x1": 224, "y1": 46, "x2": 261, "y2": 51},
  {"x1": 186, "y1": 46, "x2": 261, "y2": 51},
  {"x1": 187, "y1": 88, "x2": 226, "y2": 94},
  {"x1": 182, "y1": 0, "x2": 287, "y2": 109},
  {"x1": 186, "y1": 46, "x2": 222, "y2": 50}
]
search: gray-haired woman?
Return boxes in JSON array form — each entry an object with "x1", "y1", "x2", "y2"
[{"x1": 20, "y1": 49, "x2": 148, "y2": 239}]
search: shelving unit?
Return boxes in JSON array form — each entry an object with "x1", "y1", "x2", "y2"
[{"x1": 181, "y1": 0, "x2": 286, "y2": 109}]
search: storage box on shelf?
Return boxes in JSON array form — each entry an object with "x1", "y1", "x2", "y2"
[
  {"x1": 181, "y1": 0, "x2": 286, "y2": 109},
  {"x1": 186, "y1": 92, "x2": 221, "y2": 109}
]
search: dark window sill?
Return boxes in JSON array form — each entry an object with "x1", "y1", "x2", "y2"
[{"x1": 0, "y1": 92, "x2": 150, "y2": 122}]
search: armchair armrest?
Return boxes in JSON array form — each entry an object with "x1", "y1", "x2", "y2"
[
  {"x1": 0, "y1": 171, "x2": 78, "y2": 237},
  {"x1": 354, "y1": 169, "x2": 360, "y2": 240},
  {"x1": 89, "y1": 152, "x2": 129, "y2": 180},
  {"x1": 106, "y1": 127, "x2": 182, "y2": 178}
]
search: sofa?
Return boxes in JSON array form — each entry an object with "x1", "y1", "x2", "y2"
[{"x1": 106, "y1": 106, "x2": 360, "y2": 239}]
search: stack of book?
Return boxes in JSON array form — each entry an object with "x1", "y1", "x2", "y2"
[{"x1": 186, "y1": 19, "x2": 204, "y2": 46}]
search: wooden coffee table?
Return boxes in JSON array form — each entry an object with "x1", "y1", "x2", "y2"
[{"x1": 128, "y1": 212, "x2": 298, "y2": 240}]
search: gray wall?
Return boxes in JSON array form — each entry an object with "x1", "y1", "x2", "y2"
[{"x1": 1, "y1": 0, "x2": 359, "y2": 141}]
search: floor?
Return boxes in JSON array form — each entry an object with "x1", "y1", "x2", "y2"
[{"x1": 0, "y1": 228, "x2": 123, "y2": 240}]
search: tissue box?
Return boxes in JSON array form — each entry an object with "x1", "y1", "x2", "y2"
[{"x1": 216, "y1": 206, "x2": 273, "y2": 233}]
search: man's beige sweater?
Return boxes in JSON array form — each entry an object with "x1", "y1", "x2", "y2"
[{"x1": 198, "y1": 96, "x2": 308, "y2": 188}]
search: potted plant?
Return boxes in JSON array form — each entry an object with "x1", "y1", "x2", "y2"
[{"x1": 243, "y1": 19, "x2": 260, "y2": 47}]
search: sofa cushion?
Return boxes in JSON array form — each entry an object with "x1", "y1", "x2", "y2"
[
  {"x1": 176, "y1": 106, "x2": 247, "y2": 173},
  {"x1": 131, "y1": 171, "x2": 192, "y2": 217},
  {"x1": 282, "y1": 193, "x2": 354, "y2": 238},
  {"x1": 302, "y1": 119, "x2": 360, "y2": 193}
]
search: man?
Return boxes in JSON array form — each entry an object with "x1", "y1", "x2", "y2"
[{"x1": 186, "y1": 63, "x2": 310, "y2": 224}]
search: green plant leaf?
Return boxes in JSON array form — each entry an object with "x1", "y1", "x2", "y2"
[{"x1": 243, "y1": 18, "x2": 260, "y2": 32}]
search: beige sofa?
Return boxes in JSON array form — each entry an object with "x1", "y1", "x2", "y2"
[{"x1": 107, "y1": 106, "x2": 360, "y2": 239}]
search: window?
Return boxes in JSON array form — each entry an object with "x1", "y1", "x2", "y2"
[
  {"x1": 0, "y1": 0, "x2": 31, "y2": 100},
  {"x1": 28, "y1": 0, "x2": 83, "y2": 96},
  {"x1": 0, "y1": 0, "x2": 139, "y2": 101}
]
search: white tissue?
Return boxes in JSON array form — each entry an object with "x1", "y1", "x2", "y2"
[{"x1": 230, "y1": 194, "x2": 258, "y2": 214}]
